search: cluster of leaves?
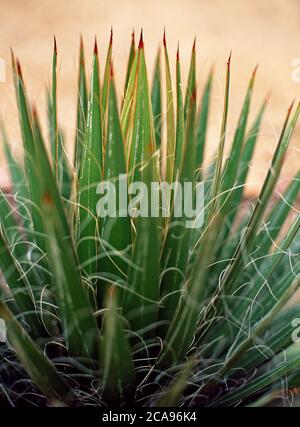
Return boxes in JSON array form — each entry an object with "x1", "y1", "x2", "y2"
[{"x1": 0, "y1": 29, "x2": 300, "y2": 407}]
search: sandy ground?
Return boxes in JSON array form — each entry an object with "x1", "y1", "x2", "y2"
[{"x1": 0, "y1": 0, "x2": 300, "y2": 196}]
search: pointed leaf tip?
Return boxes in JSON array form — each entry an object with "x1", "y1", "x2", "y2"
[
  {"x1": 94, "y1": 37, "x2": 98, "y2": 55},
  {"x1": 176, "y1": 44, "x2": 180, "y2": 61},
  {"x1": 248, "y1": 64, "x2": 258, "y2": 88},
  {"x1": 163, "y1": 29, "x2": 167, "y2": 47},
  {"x1": 10, "y1": 47, "x2": 16, "y2": 70},
  {"x1": 53, "y1": 35, "x2": 57, "y2": 54},
  {"x1": 131, "y1": 29, "x2": 135, "y2": 43},
  {"x1": 110, "y1": 61, "x2": 114, "y2": 79},
  {"x1": 16, "y1": 59, "x2": 23, "y2": 79},
  {"x1": 209, "y1": 63, "x2": 215, "y2": 76},
  {"x1": 191, "y1": 88, "x2": 197, "y2": 102},
  {"x1": 288, "y1": 99, "x2": 296, "y2": 114},
  {"x1": 227, "y1": 50, "x2": 232, "y2": 67},
  {"x1": 10, "y1": 47, "x2": 15, "y2": 60},
  {"x1": 192, "y1": 37, "x2": 196, "y2": 51},
  {"x1": 79, "y1": 35, "x2": 85, "y2": 66},
  {"x1": 32, "y1": 104, "x2": 38, "y2": 119},
  {"x1": 42, "y1": 191, "x2": 53, "y2": 206},
  {"x1": 253, "y1": 63, "x2": 259, "y2": 77},
  {"x1": 108, "y1": 285, "x2": 116, "y2": 299},
  {"x1": 138, "y1": 30, "x2": 144, "y2": 49},
  {"x1": 264, "y1": 90, "x2": 272, "y2": 104},
  {"x1": 110, "y1": 27, "x2": 113, "y2": 45}
]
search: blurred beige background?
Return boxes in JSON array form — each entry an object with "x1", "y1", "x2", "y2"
[{"x1": 0, "y1": 0, "x2": 300, "y2": 195}]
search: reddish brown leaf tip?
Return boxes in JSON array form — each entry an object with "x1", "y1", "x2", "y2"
[
  {"x1": 209, "y1": 63, "x2": 215, "y2": 76},
  {"x1": 108, "y1": 285, "x2": 116, "y2": 299},
  {"x1": 163, "y1": 29, "x2": 167, "y2": 47},
  {"x1": 80, "y1": 34, "x2": 84, "y2": 50},
  {"x1": 110, "y1": 27, "x2": 113, "y2": 45},
  {"x1": 252, "y1": 63, "x2": 259, "y2": 78},
  {"x1": 10, "y1": 47, "x2": 15, "y2": 69},
  {"x1": 110, "y1": 61, "x2": 114, "y2": 79},
  {"x1": 227, "y1": 50, "x2": 232, "y2": 67},
  {"x1": 146, "y1": 141, "x2": 154, "y2": 156},
  {"x1": 32, "y1": 104, "x2": 38, "y2": 119},
  {"x1": 176, "y1": 44, "x2": 180, "y2": 61},
  {"x1": 53, "y1": 35, "x2": 57, "y2": 54},
  {"x1": 94, "y1": 37, "x2": 98, "y2": 55},
  {"x1": 43, "y1": 191, "x2": 53, "y2": 206},
  {"x1": 192, "y1": 37, "x2": 196, "y2": 52},
  {"x1": 191, "y1": 88, "x2": 197, "y2": 102},
  {"x1": 263, "y1": 91, "x2": 271, "y2": 105},
  {"x1": 131, "y1": 29, "x2": 135, "y2": 43},
  {"x1": 138, "y1": 29, "x2": 144, "y2": 49},
  {"x1": 288, "y1": 99, "x2": 295, "y2": 114},
  {"x1": 16, "y1": 59, "x2": 23, "y2": 79},
  {"x1": 79, "y1": 35, "x2": 85, "y2": 66}
]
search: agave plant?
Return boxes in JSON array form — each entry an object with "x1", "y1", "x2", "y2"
[{"x1": 0, "y1": 29, "x2": 300, "y2": 407}]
